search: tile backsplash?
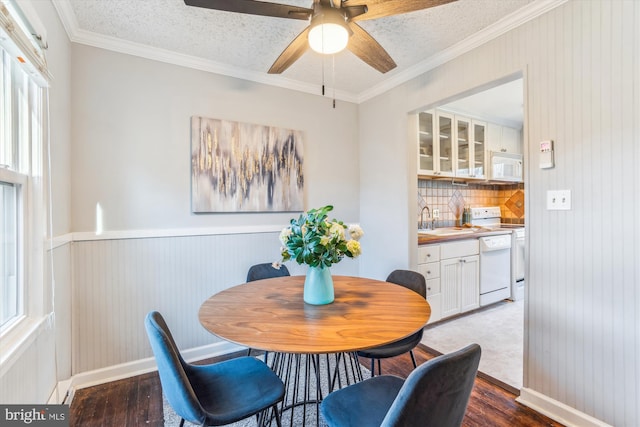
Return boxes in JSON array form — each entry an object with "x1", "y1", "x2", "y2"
[{"x1": 417, "y1": 179, "x2": 525, "y2": 227}]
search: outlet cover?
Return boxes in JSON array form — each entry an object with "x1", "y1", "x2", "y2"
[{"x1": 433, "y1": 208, "x2": 440, "y2": 218}]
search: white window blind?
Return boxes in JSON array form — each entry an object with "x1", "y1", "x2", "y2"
[{"x1": 0, "y1": 0, "x2": 51, "y2": 86}]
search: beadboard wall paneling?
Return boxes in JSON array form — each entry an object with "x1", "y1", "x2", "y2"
[
  {"x1": 360, "y1": 1, "x2": 639, "y2": 425},
  {"x1": 0, "y1": 324, "x2": 57, "y2": 403},
  {"x1": 524, "y1": 2, "x2": 639, "y2": 425},
  {"x1": 71, "y1": 232, "x2": 359, "y2": 374},
  {"x1": 0, "y1": 243, "x2": 71, "y2": 404},
  {"x1": 49, "y1": 243, "x2": 73, "y2": 382}
]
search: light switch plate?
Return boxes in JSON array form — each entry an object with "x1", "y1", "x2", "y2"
[{"x1": 547, "y1": 190, "x2": 571, "y2": 210}]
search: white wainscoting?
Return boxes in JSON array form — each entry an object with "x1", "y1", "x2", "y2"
[{"x1": 71, "y1": 229, "x2": 359, "y2": 375}]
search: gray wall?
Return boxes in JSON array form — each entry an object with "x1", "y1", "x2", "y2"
[
  {"x1": 359, "y1": 1, "x2": 639, "y2": 425},
  {"x1": 70, "y1": 45, "x2": 361, "y2": 232}
]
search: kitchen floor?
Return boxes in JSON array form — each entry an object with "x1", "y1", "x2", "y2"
[{"x1": 421, "y1": 299, "x2": 524, "y2": 391}]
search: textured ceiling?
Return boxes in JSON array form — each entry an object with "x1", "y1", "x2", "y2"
[{"x1": 58, "y1": 0, "x2": 545, "y2": 101}]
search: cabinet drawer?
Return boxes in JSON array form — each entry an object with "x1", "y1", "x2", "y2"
[
  {"x1": 418, "y1": 245, "x2": 440, "y2": 264},
  {"x1": 426, "y1": 278, "x2": 440, "y2": 296},
  {"x1": 440, "y1": 240, "x2": 479, "y2": 259},
  {"x1": 418, "y1": 262, "x2": 439, "y2": 280}
]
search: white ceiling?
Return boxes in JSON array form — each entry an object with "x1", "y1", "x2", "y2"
[
  {"x1": 441, "y1": 78, "x2": 524, "y2": 128},
  {"x1": 52, "y1": 0, "x2": 560, "y2": 106}
]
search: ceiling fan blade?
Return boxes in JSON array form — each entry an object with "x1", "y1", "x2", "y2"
[
  {"x1": 346, "y1": 22, "x2": 396, "y2": 73},
  {"x1": 184, "y1": 0, "x2": 312, "y2": 21},
  {"x1": 268, "y1": 27, "x2": 311, "y2": 74},
  {"x1": 345, "y1": 0, "x2": 457, "y2": 22}
]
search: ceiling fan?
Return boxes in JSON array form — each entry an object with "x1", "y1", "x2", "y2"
[{"x1": 184, "y1": 0, "x2": 457, "y2": 74}]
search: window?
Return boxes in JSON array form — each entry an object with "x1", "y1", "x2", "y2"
[
  {"x1": 0, "y1": 42, "x2": 43, "y2": 334},
  {"x1": 1, "y1": 181, "x2": 19, "y2": 328}
]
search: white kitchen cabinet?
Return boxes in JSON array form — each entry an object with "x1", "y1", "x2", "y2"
[
  {"x1": 438, "y1": 240, "x2": 480, "y2": 319},
  {"x1": 418, "y1": 240, "x2": 479, "y2": 323},
  {"x1": 418, "y1": 110, "x2": 486, "y2": 179},
  {"x1": 456, "y1": 119, "x2": 486, "y2": 179},
  {"x1": 487, "y1": 123, "x2": 523, "y2": 155},
  {"x1": 417, "y1": 110, "x2": 454, "y2": 177},
  {"x1": 417, "y1": 111, "x2": 434, "y2": 174},
  {"x1": 417, "y1": 109, "x2": 524, "y2": 181}
]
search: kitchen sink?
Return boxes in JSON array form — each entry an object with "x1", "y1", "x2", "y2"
[{"x1": 418, "y1": 227, "x2": 475, "y2": 236}]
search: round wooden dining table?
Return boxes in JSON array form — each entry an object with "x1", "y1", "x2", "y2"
[
  {"x1": 198, "y1": 275, "x2": 431, "y2": 354},
  {"x1": 199, "y1": 275, "x2": 431, "y2": 427}
]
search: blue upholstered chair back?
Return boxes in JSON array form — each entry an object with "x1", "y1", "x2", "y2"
[
  {"x1": 385, "y1": 269, "x2": 427, "y2": 344},
  {"x1": 381, "y1": 343, "x2": 481, "y2": 427},
  {"x1": 145, "y1": 311, "x2": 205, "y2": 425},
  {"x1": 246, "y1": 263, "x2": 290, "y2": 282},
  {"x1": 386, "y1": 269, "x2": 427, "y2": 298}
]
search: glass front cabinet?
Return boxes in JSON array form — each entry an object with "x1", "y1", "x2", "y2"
[
  {"x1": 456, "y1": 119, "x2": 486, "y2": 179},
  {"x1": 417, "y1": 109, "x2": 486, "y2": 180},
  {"x1": 417, "y1": 111, "x2": 434, "y2": 173},
  {"x1": 417, "y1": 110, "x2": 454, "y2": 177}
]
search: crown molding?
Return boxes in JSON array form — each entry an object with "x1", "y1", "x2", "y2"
[
  {"x1": 356, "y1": 0, "x2": 568, "y2": 103},
  {"x1": 52, "y1": 0, "x2": 566, "y2": 105},
  {"x1": 51, "y1": 0, "x2": 357, "y2": 103}
]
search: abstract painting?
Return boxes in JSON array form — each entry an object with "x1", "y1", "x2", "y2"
[{"x1": 191, "y1": 116, "x2": 304, "y2": 212}]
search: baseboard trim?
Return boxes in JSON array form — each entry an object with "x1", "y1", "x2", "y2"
[
  {"x1": 517, "y1": 388, "x2": 612, "y2": 427},
  {"x1": 47, "y1": 378, "x2": 73, "y2": 404},
  {"x1": 58, "y1": 341, "x2": 243, "y2": 405}
]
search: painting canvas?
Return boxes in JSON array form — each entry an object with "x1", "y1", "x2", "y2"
[{"x1": 191, "y1": 116, "x2": 304, "y2": 212}]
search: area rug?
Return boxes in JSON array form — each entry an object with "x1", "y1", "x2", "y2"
[{"x1": 163, "y1": 353, "x2": 371, "y2": 426}]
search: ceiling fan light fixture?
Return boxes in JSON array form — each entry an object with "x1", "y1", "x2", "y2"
[{"x1": 308, "y1": 10, "x2": 350, "y2": 55}]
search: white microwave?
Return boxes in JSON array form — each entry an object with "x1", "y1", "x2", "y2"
[{"x1": 490, "y1": 152, "x2": 523, "y2": 182}]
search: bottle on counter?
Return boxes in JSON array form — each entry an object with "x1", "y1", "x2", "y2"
[{"x1": 462, "y1": 205, "x2": 470, "y2": 225}]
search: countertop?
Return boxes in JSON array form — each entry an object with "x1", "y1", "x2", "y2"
[{"x1": 418, "y1": 228, "x2": 513, "y2": 245}]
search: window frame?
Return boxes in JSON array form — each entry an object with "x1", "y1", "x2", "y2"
[
  {"x1": 0, "y1": 168, "x2": 26, "y2": 333},
  {"x1": 0, "y1": 41, "x2": 45, "y2": 346}
]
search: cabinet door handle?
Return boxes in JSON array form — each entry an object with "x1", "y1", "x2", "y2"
[
  {"x1": 427, "y1": 270, "x2": 431, "y2": 274},
  {"x1": 427, "y1": 254, "x2": 431, "y2": 258}
]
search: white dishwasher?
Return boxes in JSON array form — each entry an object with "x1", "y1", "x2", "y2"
[{"x1": 479, "y1": 234, "x2": 512, "y2": 306}]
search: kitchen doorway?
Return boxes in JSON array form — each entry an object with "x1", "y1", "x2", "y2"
[{"x1": 417, "y1": 74, "x2": 526, "y2": 392}]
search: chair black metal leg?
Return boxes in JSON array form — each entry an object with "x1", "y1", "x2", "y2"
[
  {"x1": 377, "y1": 359, "x2": 382, "y2": 375},
  {"x1": 409, "y1": 350, "x2": 418, "y2": 369},
  {"x1": 179, "y1": 419, "x2": 185, "y2": 427},
  {"x1": 370, "y1": 358, "x2": 375, "y2": 377},
  {"x1": 272, "y1": 403, "x2": 283, "y2": 427}
]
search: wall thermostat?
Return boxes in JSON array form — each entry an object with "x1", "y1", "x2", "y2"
[{"x1": 540, "y1": 140, "x2": 554, "y2": 169}]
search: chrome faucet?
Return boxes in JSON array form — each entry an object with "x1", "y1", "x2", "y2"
[{"x1": 420, "y1": 206, "x2": 431, "y2": 229}]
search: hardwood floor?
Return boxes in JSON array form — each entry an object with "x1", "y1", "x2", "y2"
[{"x1": 70, "y1": 345, "x2": 563, "y2": 426}]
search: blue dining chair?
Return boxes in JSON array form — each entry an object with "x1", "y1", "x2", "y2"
[
  {"x1": 145, "y1": 311, "x2": 284, "y2": 427},
  {"x1": 245, "y1": 263, "x2": 291, "y2": 358},
  {"x1": 357, "y1": 269, "x2": 427, "y2": 376},
  {"x1": 321, "y1": 343, "x2": 481, "y2": 427},
  {"x1": 246, "y1": 263, "x2": 290, "y2": 282}
]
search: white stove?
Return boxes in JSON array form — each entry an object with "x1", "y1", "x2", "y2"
[{"x1": 469, "y1": 206, "x2": 503, "y2": 228}]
